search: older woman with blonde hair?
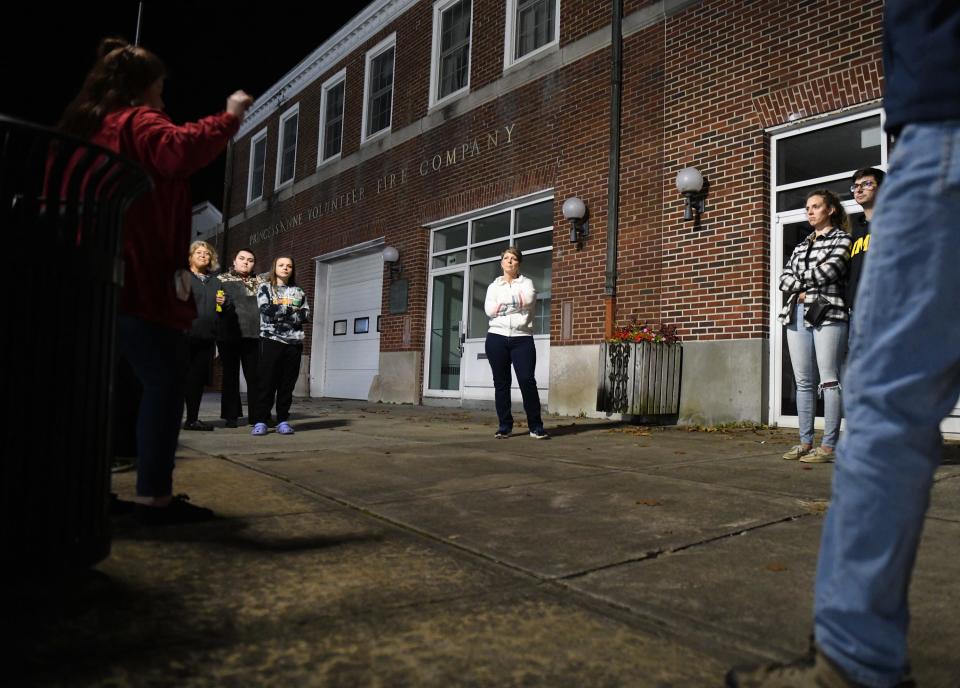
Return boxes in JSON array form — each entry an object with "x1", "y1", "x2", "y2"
[{"x1": 182, "y1": 240, "x2": 225, "y2": 431}]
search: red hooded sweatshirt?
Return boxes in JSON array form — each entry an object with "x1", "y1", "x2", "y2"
[{"x1": 92, "y1": 107, "x2": 239, "y2": 331}]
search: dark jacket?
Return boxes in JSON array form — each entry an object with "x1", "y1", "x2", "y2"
[
  {"x1": 883, "y1": 1, "x2": 960, "y2": 133},
  {"x1": 218, "y1": 271, "x2": 263, "y2": 340},
  {"x1": 845, "y1": 214, "x2": 870, "y2": 309},
  {"x1": 188, "y1": 272, "x2": 222, "y2": 340}
]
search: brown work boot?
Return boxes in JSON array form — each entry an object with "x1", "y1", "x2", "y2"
[{"x1": 725, "y1": 648, "x2": 915, "y2": 687}]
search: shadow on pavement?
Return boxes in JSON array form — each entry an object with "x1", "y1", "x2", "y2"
[
  {"x1": 112, "y1": 515, "x2": 383, "y2": 552},
  {"x1": 547, "y1": 421, "x2": 625, "y2": 437},
  {"x1": 286, "y1": 418, "x2": 351, "y2": 432}
]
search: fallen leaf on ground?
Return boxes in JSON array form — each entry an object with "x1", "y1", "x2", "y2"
[
  {"x1": 798, "y1": 499, "x2": 830, "y2": 515},
  {"x1": 765, "y1": 562, "x2": 788, "y2": 572},
  {"x1": 636, "y1": 499, "x2": 662, "y2": 506}
]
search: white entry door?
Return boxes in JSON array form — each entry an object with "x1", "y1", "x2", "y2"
[{"x1": 323, "y1": 252, "x2": 382, "y2": 399}]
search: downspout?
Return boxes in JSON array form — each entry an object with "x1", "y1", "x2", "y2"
[
  {"x1": 605, "y1": 0, "x2": 623, "y2": 339},
  {"x1": 219, "y1": 141, "x2": 234, "y2": 261}
]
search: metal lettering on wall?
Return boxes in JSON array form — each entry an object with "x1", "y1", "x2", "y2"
[{"x1": 248, "y1": 123, "x2": 516, "y2": 246}]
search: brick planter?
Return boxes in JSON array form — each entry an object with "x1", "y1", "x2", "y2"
[{"x1": 597, "y1": 342, "x2": 683, "y2": 419}]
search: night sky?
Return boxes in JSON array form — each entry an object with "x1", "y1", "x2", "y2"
[{"x1": 2, "y1": 2, "x2": 363, "y2": 205}]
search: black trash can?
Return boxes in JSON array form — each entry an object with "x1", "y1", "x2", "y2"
[{"x1": 0, "y1": 115, "x2": 151, "y2": 575}]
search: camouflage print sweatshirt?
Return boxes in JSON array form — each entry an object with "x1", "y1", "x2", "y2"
[{"x1": 257, "y1": 283, "x2": 311, "y2": 344}]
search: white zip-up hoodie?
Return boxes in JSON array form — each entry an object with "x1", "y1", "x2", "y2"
[{"x1": 484, "y1": 274, "x2": 536, "y2": 336}]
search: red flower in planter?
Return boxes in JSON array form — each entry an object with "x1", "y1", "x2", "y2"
[{"x1": 609, "y1": 321, "x2": 679, "y2": 344}]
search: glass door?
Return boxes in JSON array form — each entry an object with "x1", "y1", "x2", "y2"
[
  {"x1": 424, "y1": 195, "x2": 554, "y2": 402},
  {"x1": 769, "y1": 109, "x2": 886, "y2": 428},
  {"x1": 426, "y1": 270, "x2": 465, "y2": 394}
]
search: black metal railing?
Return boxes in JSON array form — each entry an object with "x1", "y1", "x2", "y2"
[{"x1": 0, "y1": 114, "x2": 151, "y2": 574}]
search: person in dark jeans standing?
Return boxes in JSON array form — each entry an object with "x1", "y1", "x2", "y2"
[
  {"x1": 483, "y1": 246, "x2": 549, "y2": 439},
  {"x1": 845, "y1": 167, "x2": 885, "y2": 334},
  {"x1": 183, "y1": 240, "x2": 224, "y2": 431},
  {"x1": 218, "y1": 248, "x2": 262, "y2": 427},
  {"x1": 251, "y1": 256, "x2": 310, "y2": 436}
]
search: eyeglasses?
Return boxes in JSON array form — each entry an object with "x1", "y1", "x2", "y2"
[{"x1": 850, "y1": 181, "x2": 876, "y2": 192}]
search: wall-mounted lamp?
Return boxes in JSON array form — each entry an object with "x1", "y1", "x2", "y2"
[
  {"x1": 562, "y1": 196, "x2": 589, "y2": 244},
  {"x1": 676, "y1": 167, "x2": 705, "y2": 221},
  {"x1": 382, "y1": 245, "x2": 403, "y2": 279}
]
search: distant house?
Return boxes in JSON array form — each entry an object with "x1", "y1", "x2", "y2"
[{"x1": 191, "y1": 201, "x2": 222, "y2": 243}]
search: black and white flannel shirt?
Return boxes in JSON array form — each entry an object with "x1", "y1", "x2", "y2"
[{"x1": 778, "y1": 227, "x2": 852, "y2": 326}]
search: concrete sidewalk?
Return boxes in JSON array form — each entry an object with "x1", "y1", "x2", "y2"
[{"x1": 15, "y1": 396, "x2": 960, "y2": 687}]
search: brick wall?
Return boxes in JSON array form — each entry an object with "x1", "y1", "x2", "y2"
[{"x1": 223, "y1": 0, "x2": 885, "y2": 382}]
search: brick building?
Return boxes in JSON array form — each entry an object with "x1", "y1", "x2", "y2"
[{"x1": 219, "y1": 0, "x2": 958, "y2": 433}]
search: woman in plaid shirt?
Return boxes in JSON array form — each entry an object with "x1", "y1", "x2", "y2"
[{"x1": 778, "y1": 189, "x2": 852, "y2": 464}]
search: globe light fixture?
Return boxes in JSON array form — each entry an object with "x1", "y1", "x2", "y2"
[
  {"x1": 562, "y1": 196, "x2": 589, "y2": 244},
  {"x1": 676, "y1": 167, "x2": 705, "y2": 221}
]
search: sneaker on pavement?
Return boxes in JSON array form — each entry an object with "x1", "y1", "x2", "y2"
[
  {"x1": 529, "y1": 428, "x2": 550, "y2": 439},
  {"x1": 251, "y1": 422, "x2": 268, "y2": 436},
  {"x1": 277, "y1": 421, "x2": 295, "y2": 435},
  {"x1": 726, "y1": 648, "x2": 914, "y2": 687},
  {"x1": 782, "y1": 444, "x2": 812, "y2": 460},
  {"x1": 183, "y1": 420, "x2": 214, "y2": 431},
  {"x1": 135, "y1": 494, "x2": 215, "y2": 526},
  {"x1": 800, "y1": 446, "x2": 835, "y2": 464},
  {"x1": 494, "y1": 427, "x2": 512, "y2": 439},
  {"x1": 224, "y1": 418, "x2": 239, "y2": 428}
]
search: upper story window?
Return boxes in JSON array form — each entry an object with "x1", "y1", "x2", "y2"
[
  {"x1": 246, "y1": 127, "x2": 268, "y2": 205},
  {"x1": 275, "y1": 104, "x2": 299, "y2": 190},
  {"x1": 319, "y1": 70, "x2": 346, "y2": 165},
  {"x1": 772, "y1": 111, "x2": 886, "y2": 212},
  {"x1": 430, "y1": 0, "x2": 472, "y2": 107},
  {"x1": 504, "y1": 0, "x2": 559, "y2": 69},
  {"x1": 362, "y1": 34, "x2": 396, "y2": 143}
]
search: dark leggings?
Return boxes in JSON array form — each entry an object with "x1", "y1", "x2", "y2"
[
  {"x1": 219, "y1": 338, "x2": 260, "y2": 421},
  {"x1": 118, "y1": 316, "x2": 186, "y2": 497},
  {"x1": 484, "y1": 333, "x2": 543, "y2": 432},
  {"x1": 183, "y1": 338, "x2": 214, "y2": 423},
  {"x1": 254, "y1": 338, "x2": 302, "y2": 424}
]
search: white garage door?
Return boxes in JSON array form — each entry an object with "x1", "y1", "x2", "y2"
[{"x1": 323, "y1": 252, "x2": 382, "y2": 399}]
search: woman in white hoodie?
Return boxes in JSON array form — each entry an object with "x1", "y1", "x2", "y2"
[{"x1": 483, "y1": 247, "x2": 548, "y2": 439}]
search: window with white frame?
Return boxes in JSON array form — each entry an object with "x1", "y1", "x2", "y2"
[
  {"x1": 772, "y1": 113, "x2": 885, "y2": 212},
  {"x1": 275, "y1": 104, "x2": 299, "y2": 189},
  {"x1": 319, "y1": 70, "x2": 346, "y2": 165},
  {"x1": 362, "y1": 35, "x2": 396, "y2": 142},
  {"x1": 430, "y1": 198, "x2": 553, "y2": 338},
  {"x1": 504, "y1": 0, "x2": 559, "y2": 68},
  {"x1": 246, "y1": 127, "x2": 268, "y2": 205},
  {"x1": 431, "y1": 0, "x2": 472, "y2": 106}
]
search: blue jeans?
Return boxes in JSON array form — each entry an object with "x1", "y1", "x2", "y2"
[
  {"x1": 785, "y1": 304, "x2": 847, "y2": 447},
  {"x1": 118, "y1": 315, "x2": 186, "y2": 497},
  {"x1": 813, "y1": 122, "x2": 960, "y2": 687},
  {"x1": 484, "y1": 333, "x2": 543, "y2": 433}
]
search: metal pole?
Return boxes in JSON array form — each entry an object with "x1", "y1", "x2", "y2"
[
  {"x1": 220, "y1": 141, "x2": 234, "y2": 261},
  {"x1": 134, "y1": 2, "x2": 144, "y2": 46},
  {"x1": 604, "y1": 0, "x2": 623, "y2": 338}
]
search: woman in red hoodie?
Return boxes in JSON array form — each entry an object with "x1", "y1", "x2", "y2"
[{"x1": 58, "y1": 37, "x2": 252, "y2": 525}]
